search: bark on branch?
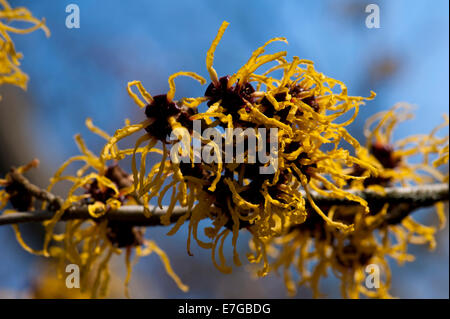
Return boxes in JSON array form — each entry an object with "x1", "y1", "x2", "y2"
[{"x1": 0, "y1": 183, "x2": 448, "y2": 227}]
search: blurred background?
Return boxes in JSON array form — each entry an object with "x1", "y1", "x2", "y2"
[{"x1": 0, "y1": 0, "x2": 448, "y2": 298}]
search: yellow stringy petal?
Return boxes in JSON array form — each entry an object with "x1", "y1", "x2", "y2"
[{"x1": 206, "y1": 21, "x2": 229, "y2": 85}]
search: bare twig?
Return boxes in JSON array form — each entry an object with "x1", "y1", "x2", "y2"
[
  {"x1": 0, "y1": 183, "x2": 447, "y2": 227},
  {"x1": 0, "y1": 205, "x2": 185, "y2": 226},
  {"x1": 8, "y1": 167, "x2": 63, "y2": 209}
]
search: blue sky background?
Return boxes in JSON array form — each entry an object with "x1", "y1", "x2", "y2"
[{"x1": 0, "y1": 0, "x2": 448, "y2": 298}]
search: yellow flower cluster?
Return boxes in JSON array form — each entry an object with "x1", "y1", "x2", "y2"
[
  {"x1": 0, "y1": 0, "x2": 49, "y2": 92},
  {"x1": 102, "y1": 21, "x2": 379, "y2": 276},
  {"x1": 0, "y1": 120, "x2": 188, "y2": 298},
  {"x1": 265, "y1": 104, "x2": 449, "y2": 298}
]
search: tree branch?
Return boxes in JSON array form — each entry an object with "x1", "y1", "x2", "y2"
[
  {"x1": 7, "y1": 167, "x2": 63, "y2": 210},
  {"x1": 0, "y1": 183, "x2": 447, "y2": 227}
]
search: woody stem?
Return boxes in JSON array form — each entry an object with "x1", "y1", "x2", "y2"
[{"x1": 0, "y1": 171, "x2": 447, "y2": 227}]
